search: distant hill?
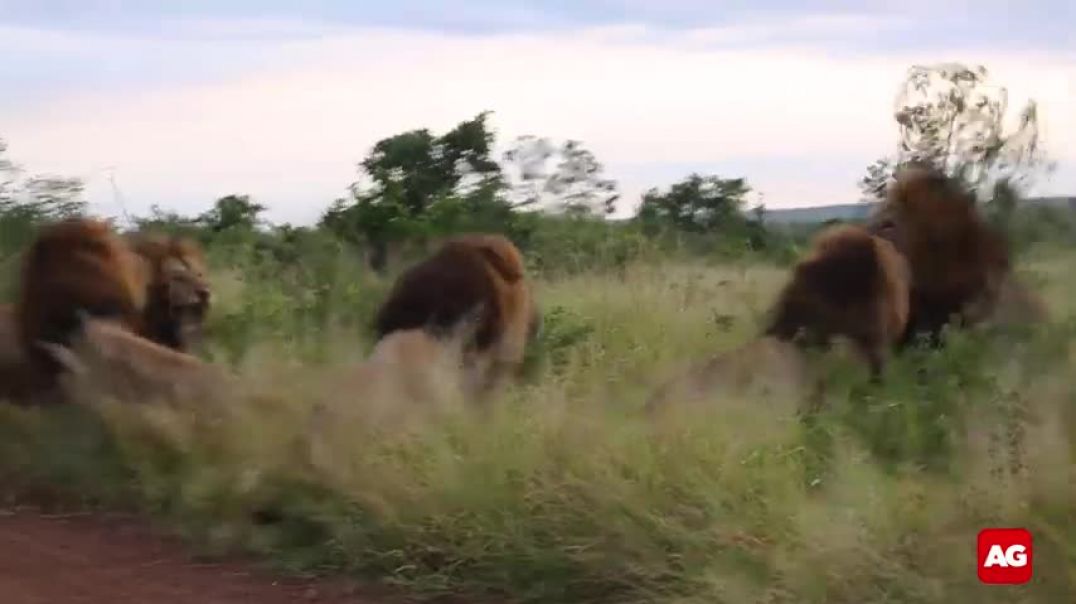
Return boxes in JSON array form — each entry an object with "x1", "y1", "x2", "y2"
[
  {"x1": 760, "y1": 203, "x2": 874, "y2": 224},
  {"x1": 759, "y1": 196, "x2": 1076, "y2": 225}
]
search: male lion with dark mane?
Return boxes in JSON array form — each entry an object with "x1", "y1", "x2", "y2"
[
  {"x1": 14, "y1": 218, "x2": 149, "y2": 393},
  {"x1": 0, "y1": 220, "x2": 218, "y2": 405},
  {"x1": 374, "y1": 233, "x2": 540, "y2": 395},
  {"x1": 867, "y1": 165, "x2": 1043, "y2": 345},
  {"x1": 646, "y1": 224, "x2": 910, "y2": 413},
  {"x1": 764, "y1": 224, "x2": 911, "y2": 380}
]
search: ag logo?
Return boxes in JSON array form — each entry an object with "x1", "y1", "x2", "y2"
[{"x1": 978, "y1": 528, "x2": 1032, "y2": 584}]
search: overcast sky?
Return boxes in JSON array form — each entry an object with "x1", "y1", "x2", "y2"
[{"x1": 1, "y1": 1, "x2": 1073, "y2": 224}]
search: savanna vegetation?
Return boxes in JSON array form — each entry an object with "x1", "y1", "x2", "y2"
[{"x1": 0, "y1": 63, "x2": 1074, "y2": 603}]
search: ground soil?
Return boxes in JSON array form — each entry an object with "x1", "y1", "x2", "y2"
[{"x1": 0, "y1": 509, "x2": 403, "y2": 604}]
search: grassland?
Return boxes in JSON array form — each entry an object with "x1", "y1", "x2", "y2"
[{"x1": 1, "y1": 240, "x2": 1074, "y2": 603}]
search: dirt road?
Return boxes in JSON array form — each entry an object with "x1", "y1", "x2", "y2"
[{"x1": 0, "y1": 510, "x2": 393, "y2": 604}]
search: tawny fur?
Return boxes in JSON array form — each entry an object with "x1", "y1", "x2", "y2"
[
  {"x1": 126, "y1": 232, "x2": 212, "y2": 352},
  {"x1": 15, "y1": 218, "x2": 149, "y2": 390},
  {"x1": 2, "y1": 227, "x2": 212, "y2": 404},
  {"x1": 374, "y1": 233, "x2": 539, "y2": 394},
  {"x1": 764, "y1": 224, "x2": 911, "y2": 379},
  {"x1": 868, "y1": 165, "x2": 1015, "y2": 345},
  {"x1": 368, "y1": 328, "x2": 473, "y2": 402},
  {"x1": 42, "y1": 316, "x2": 235, "y2": 406},
  {"x1": 368, "y1": 326, "x2": 455, "y2": 367},
  {"x1": 305, "y1": 328, "x2": 472, "y2": 437},
  {"x1": 644, "y1": 336, "x2": 810, "y2": 416}
]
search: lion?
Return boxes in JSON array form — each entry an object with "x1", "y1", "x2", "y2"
[
  {"x1": 40, "y1": 314, "x2": 236, "y2": 406},
  {"x1": 646, "y1": 225, "x2": 910, "y2": 414},
  {"x1": 126, "y1": 232, "x2": 212, "y2": 352},
  {"x1": 302, "y1": 327, "x2": 476, "y2": 442},
  {"x1": 867, "y1": 165, "x2": 1019, "y2": 345},
  {"x1": 2, "y1": 224, "x2": 213, "y2": 405},
  {"x1": 763, "y1": 224, "x2": 911, "y2": 380},
  {"x1": 373, "y1": 233, "x2": 540, "y2": 394},
  {"x1": 364, "y1": 327, "x2": 469, "y2": 406},
  {"x1": 644, "y1": 335, "x2": 810, "y2": 416},
  {"x1": 14, "y1": 218, "x2": 150, "y2": 392}
]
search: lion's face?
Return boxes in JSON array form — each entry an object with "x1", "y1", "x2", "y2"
[{"x1": 154, "y1": 252, "x2": 211, "y2": 351}]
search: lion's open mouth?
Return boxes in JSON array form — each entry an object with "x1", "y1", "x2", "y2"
[
  {"x1": 175, "y1": 299, "x2": 209, "y2": 320},
  {"x1": 170, "y1": 302, "x2": 209, "y2": 344}
]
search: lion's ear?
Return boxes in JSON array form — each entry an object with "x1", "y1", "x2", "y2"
[{"x1": 477, "y1": 246, "x2": 523, "y2": 283}]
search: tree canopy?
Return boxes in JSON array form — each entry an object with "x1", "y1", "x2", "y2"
[
  {"x1": 198, "y1": 194, "x2": 267, "y2": 233},
  {"x1": 860, "y1": 63, "x2": 1050, "y2": 203},
  {"x1": 503, "y1": 136, "x2": 619, "y2": 217},
  {"x1": 636, "y1": 174, "x2": 752, "y2": 234}
]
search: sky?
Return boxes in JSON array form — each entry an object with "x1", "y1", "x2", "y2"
[{"x1": 1, "y1": 1, "x2": 1073, "y2": 224}]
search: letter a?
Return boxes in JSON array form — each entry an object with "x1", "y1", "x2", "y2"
[{"x1": 983, "y1": 544, "x2": 1009, "y2": 567}]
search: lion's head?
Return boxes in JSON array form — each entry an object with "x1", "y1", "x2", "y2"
[{"x1": 128, "y1": 233, "x2": 212, "y2": 352}]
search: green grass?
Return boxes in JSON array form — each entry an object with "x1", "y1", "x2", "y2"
[{"x1": 1, "y1": 243, "x2": 1075, "y2": 603}]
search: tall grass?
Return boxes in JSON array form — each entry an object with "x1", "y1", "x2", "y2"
[{"x1": 1, "y1": 242, "x2": 1074, "y2": 603}]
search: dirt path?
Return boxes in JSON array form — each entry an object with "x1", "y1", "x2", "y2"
[{"x1": 0, "y1": 510, "x2": 398, "y2": 604}]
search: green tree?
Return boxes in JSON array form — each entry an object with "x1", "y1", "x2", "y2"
[
  {"x1": 320, "y1": 193, "x2": 419, "y2": 271},
  {"x1": 503, "y1": 136, "x2": 619, "y2": 217},
  {"x1": 859, "y1": 158, "x2": 894, "y2": 203},
  {"x1": 320, "y1": 112, "x2": 511, "y2": 271},
  {"x1": 860, "y1": 63, "x2": 1050, "y2": 203},
  {"x1": 636, "y1": 174, "x2": 752, "y2": 234},
  {"x1": 0, "y1": 138, "x2": 87, "y2": 222},
  {"x1": 0, "y1": 139, "x2": 88, "y2": 255},
  {"x1": 358, "y1": 110, "x2": 502, "y2": 215},
  {"x1": 133, "y1": 204, "x2": 202, "y2": 232},
  {"x1": 198, "y1": 194, "x2": 266, "y2": 232}
]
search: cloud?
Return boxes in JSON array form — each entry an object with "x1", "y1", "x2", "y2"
[
  {"x1": 0, "y1": 23, "x2": 1072, "y2": 224},
  {"x1": 6, "y1": 1, "x2": 1073, "y2": 52},
  {"x1": 673, "y1": 13, "x2": 909, "y2": 48}
]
